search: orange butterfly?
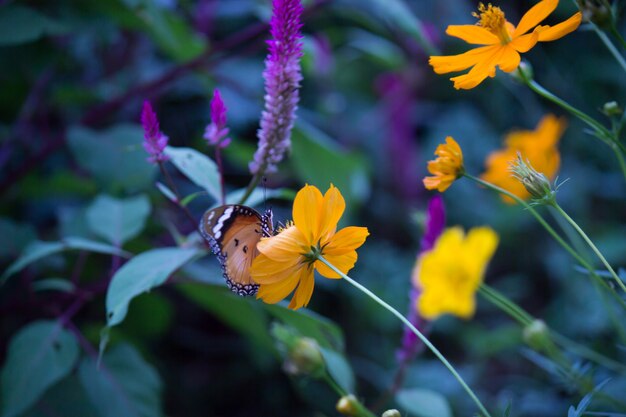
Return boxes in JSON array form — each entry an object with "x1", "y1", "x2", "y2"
[{"x1": 200, "y1": 205, "x2": 273, "y2": 296}]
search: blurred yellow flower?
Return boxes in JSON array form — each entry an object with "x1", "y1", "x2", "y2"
[
  {"x1": 429, "y1": 0, "x2": 582, "y2": 89},
  {"x1": 481, "y1": 114, "x2": 565, "y2": 203},
  {"x1": 424, "y1": 136, "x2": 464, "y2": 192},
  {"x1": 414, "y1": 227, "x2": 499, "y2": 320},
  {"x1": 250, "y1": 184, "x2": 369, "y2": 310}
]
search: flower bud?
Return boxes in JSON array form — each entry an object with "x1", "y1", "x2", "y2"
[
  {"x1": 271, "y1": 323, "x2": 325, "y2": 377},
  {"x1": 336, "y1": 395, "x2": 359, "y2": 416},
  {"x1": 576, "y1": 0, "x2": 613, "y2": 29},
  {"x1": 382, "y1": 410, "x2": 402, "y2": 417},
  {"x1": 602, "y1": 101, "x2": 622, "y2": 117},
  {"x1": 523, "y1": 319, "x2": 552, "y2": 351},
  {"x1": 509, "y1": 153, "x2": 556, "y2": 205},
  {"x1": 511, "y1": 61, "x2": 534, "y2": 83}
]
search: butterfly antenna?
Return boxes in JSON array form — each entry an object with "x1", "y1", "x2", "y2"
[{"x1": 263, "y1": 176, "x2": 267, "y2": 212}]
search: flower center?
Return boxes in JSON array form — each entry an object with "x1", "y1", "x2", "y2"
[{"x1": 473, "y1": 3, "x2": 511, "y2": 44}]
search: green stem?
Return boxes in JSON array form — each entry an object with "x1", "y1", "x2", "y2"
[
  {"x1": 551, "y1": 202, "x2": 626, "y2": 293},
  {"x1": 323, "y1": 373, "x2": 347, "y2": 396},
  {"x1": 593, "y1": 24, "x2": 626, "y2": 75},
  {"x1": 478, "y1": 284, "x2": 533, "y2": 326},
  {"x1": 464, "y1": 174, "x2": 626, "y2": 309},
  {"x1": 317, "y1": 255, "x2": 492, "y2": 417},
  {"x1": 238, "y1": 173, "x2": 262, "y2": 205},
  {"x1": 550, "y1": 331, "x2": 626, "y2": 374},
  {"x1": 614, "y1": 143, "x2": 626, "y2": 180},
  {"x1": 610, "y1": 25, "x2": 626, "y2": 51}
]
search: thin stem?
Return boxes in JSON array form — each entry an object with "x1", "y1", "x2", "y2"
[
  {"x1": 551, "y1": 203, "x2": 626, "y2": 293},
  {"x1": 214, "y1": 146, "x2": 226, "y2": 205},
  {"x1": 158, "y1": 162, "x2": 200, "y2": 230},
  {"x1": 317, "y1": 255, "x2": 492, "y2": 417},
  {"x1": 478, "y1": 285, "x2": 533, "y2": 326},
  {"x1": 593, "y1": 24, "x2": 626, "y2": 74},
  {"x1": 610, "y1": 25, "x2": 626, "y2": 51},
  {"x1": 614, "y1": 143, "x2": 626, "y2": 180},
  {"x1": 322, "y1": 373, "x2": 347, "y2": 397},
  {"x1": 238, "y1": 172, "x2": 262, "y2": 205},
  {"x1": 464, "y1": 174, "x2": 626, "y2": 308},
  {"x1": 550, "y1": 331, "x2": 626, "y2": 374}
]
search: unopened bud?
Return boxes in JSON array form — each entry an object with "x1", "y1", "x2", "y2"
[
  {"x1": 336, "y1": 395, "x2": 359, "y2": 416},
  {"x1": 286, "y1": 337, "x2": 325, "y2": 377},
  {"x1": 511, "y1": 61, "x2": 534, "y2": 83},
  {"x1": 576, "y1": 0, "x2": 613, "y2": 29},
  {"x1": 602, "y1": 101, "x2": 622, "y2": 117},
  {"x1": 509, "y1": 153, "x2": 556, "y2": 205},
  {"x1": 382, "y1": 410, "x2": 402, "y2": 417},
  {"x1": 523, "y1": 320, "x2": 551, "y2": 351}
]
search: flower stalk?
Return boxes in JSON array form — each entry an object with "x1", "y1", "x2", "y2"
[{"x1": 317, "y1": 255, "x2": 493, "y2": 417}]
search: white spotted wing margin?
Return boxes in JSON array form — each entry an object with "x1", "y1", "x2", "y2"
[{"x1": 200, "y1": 205, "x2": 273, "y2": 296}]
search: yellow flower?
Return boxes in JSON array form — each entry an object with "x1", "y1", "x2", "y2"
[
  {"x1": 423, "y1": 136, "x2": 464, "y2": 192},
  {"x1": 481, "y1": 114, "x2": 565, "y2": 203},
  {"x1": 429, "y1": 0, "x2": 582, "y2": 89},
  {"x1": 414, "y1": 227, "x2": 499, "y2": 320},
  {"x1": 250, "y1": 184, "x2": 369, "y2": 310}
]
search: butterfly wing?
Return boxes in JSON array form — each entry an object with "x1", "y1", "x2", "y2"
[{"x1": 200, "y1": 205, "x2": 272, "y2": 296}]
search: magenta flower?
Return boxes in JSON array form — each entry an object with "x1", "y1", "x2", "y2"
[
  {"x1": 397, "y1": 195, "x2": 445, "y2": 363},
  {"x1": 141, "y1": 101, "x2": 169, "y2": 164},
  {"x1": 204, "y1": 89, "x2": 231, "y2": 148},
  {"x1": 249, "y1": 0, "x2": 303, "y2": 175}
]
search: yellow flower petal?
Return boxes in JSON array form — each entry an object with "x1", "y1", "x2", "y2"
[
  {"x1": 537, "y1": 12, "x2": 582, "y2": 42},
  {"x1": 514, "y1": 0, "x2": 558, "y2": 37},
  {"x1": 257, "y1": 225, "x2": 305, "y2": 262},
  {"x1": 324, "y1": 226, "x2": 369, "y2": 256},
  {"x1": 446, "y1": 25, "x2": 499, "y2": 45},
  {"x1": 256, "y1": 270, "x2": 301, "y2": 304},
  {"x1": 510, "y1": 31, "x2": 539, "y2": 53},
  {"x1": 288, "y1": 266, "x2": 315, "y2": 310},
  {"x1": 429, "y1": 45, "x2": 499, "y2": 75},
  {"x1": 463, "y1": 227, "x2": 500, "y2": 277},
  {"x1": 250, "y1": 253, "x2": 303, "y2": 284},
  {"x1": 315, "y1": 251, "x2": 357, "y2": 279},
  {"x1": 497, "y1": 46, "x2": 521, "y2": 72},
  {"x1": 292, "y1": 184, "x2": 323, "y2": 244},
  {"x1": 318, "y1": 184, "x2": 345, "y2": 241}
]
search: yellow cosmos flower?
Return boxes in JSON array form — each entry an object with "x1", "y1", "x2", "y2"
[
  {"x1": 250, "y1": 184, "x2": 369, "y2": 310},
  {"x1": 429, "y1": 0, "x2": 582, "y2": 89},
  {"x1": 423, "y1": 136, "x2": 464, "y2": 192},
  {"x1": 481, "y1": 114, "x2": 565, "y2": 203},
  {"x1": 414, "y1": 227, "x2": 499, "y2": 320}
]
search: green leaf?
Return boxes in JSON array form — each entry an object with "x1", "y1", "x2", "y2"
[
  {"x1": 106, "y1": 247, "x2": 205, "y2": 327},
  {"x1": 0, "y1": 320, "x2": 80, "y2": 417},
  {"x1": 78, "y1": 343, "x2": 163, "y2": 417},
  {"x1": 178, "y1": 283, "x2": 275, "y2": 353},
  {"x1": 32, "y1": 278, "x2": 76, "y2": 293},
  {"x1": 86, "y1": 194, "x2": 151, "y2": 246},
  {"x1": 0, "y1": 5, "x2": 67, "y2": 46},
  {"x1": 568, "y1": 379, "x2": 611, "y2": 417},
  {"x1": 0, "y1": 217, "x2": 36, "y2": 260},
  {"x1": 164, "y1": 146, "x2": 221, "y2": 203},
  {"x1": 395, "y1": 388, "x2": 452, "y2": 417},
  {"x1": 291, "y1": 120, "x2": 369, "y2": 205},
  {"x1": 67, "y1": 125, "x2": 157, "y2": 192},
  {"x1": 319, "y1": 347, "x2": 355, "y2": 393},
  {"x1": 22, "y1": 376, "x2": 100, "y2": 417},
  {"x1": 1, "y1": 237, "x2": 130, "y2": 283}
]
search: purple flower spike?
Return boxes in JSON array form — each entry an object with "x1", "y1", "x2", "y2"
[
  {"x1": 204, "y1": 89, "x2": 231, "y2": 148},
  {"x1": 396, "y1": 195, "x2": 445, "y2": 364},
  {"x1": 141, "y1": 100, "x2": 169, "y2": 164},
  {"x1": 249, "y1": 0, "x2": 303, "y2": 175}
]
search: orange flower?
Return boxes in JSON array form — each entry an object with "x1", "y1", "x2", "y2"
[
  {"x1": 250, "y1": 184, "x2": 369, "y2": 310},
  {"x1": 481, "y1": 114, "x2": 565, "y2": 203},
  {"x1": 429, "y1": 0, "x2": 582, "y2": 89},
  {"x1": 423, "y1": 136, "x2": 464, "y2": 192}
]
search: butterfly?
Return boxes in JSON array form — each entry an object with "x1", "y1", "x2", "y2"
[{"x1": 200, "y1": 205, "x2": 273, "y2": 296}]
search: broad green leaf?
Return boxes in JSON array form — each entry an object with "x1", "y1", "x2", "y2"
[
  {"x1": 224, "y1": 187, "x2": 296, "y2": 208},
  {"x1": 86, "y1": 194, "x2": 151, "y2": 246},
  {"x1": 178, "y1": 283, "x2": 275, "y2": 353},
  {"x1": 22, "y1": 376, "x2": 99, "y2": 417},
  {"x1": 32, "y1": 278, "x2": 76, "y2": 293},
  {"x1": 319, "y1": 347, "x2": 355, "y2": 393},
  {"x1": 291, "y1": 120, "x2": 369, "y2": 205},
  {"x1": 0, "y1": 320, "x2": 80, "y2": 417},
  {"x1": 395, "y1": 388, "x2": 452, "y2": 417},
  {"x1": 164, "y1": 146, "x2": 221, "y2": 203},
  {"x1": 0, "y1": 5, "x2": 67, "y2": 46},
  {"x1": 106, "y1": 247, "x2": 205, "y2": 326},
  {"x1": 67, "y1": 125, "x2": 156, "y2": 192},
  {"x1": 265, "y1": 304, "x2": 345, "y2": 351},
  {"x1": 78, "y1": 344, "x2": 163, "y2": 417},
  {"x1": 1, "y1": 237, "x2": 130, "y2": 283},
  {"x1": 0, "y1": 218, "x2": 36, "y2": 259}
]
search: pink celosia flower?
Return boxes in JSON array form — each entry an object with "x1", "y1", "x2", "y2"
[
  {"x1": 204, "y1": 89, "x2": 231, "y2": 148},
  {"x1": 141, "y1": 101, "x2": 169, "y2": 164},
  {"x1": 249, "y1": 0, "x2": 303, "y2": 175}
]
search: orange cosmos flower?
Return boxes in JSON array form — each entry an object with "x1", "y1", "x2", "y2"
[
  {"x1": 429, "y1": 0, "x2": 582, "y2": 89},
  {"x1": 423, "y1": 136, "x2": 464, "y2": 192},
  {"x1": 250, "y1": 184, "x2": 369, "y2": 310},
  {"x1": 481, "y1": 114, "x2": 565, "y2": 203}
]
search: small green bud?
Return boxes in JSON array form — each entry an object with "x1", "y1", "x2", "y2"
[
  {"x1": 511, "y1": 61, "x2": 534, "y2": 83},
  {"x1": 509, "y1": 153, "x2": 556, "y2": 205},
  {"x1": 602, "y1": 101, "x2": 622, "y2": 117},
  {"x1": 284, "y1": 337, "x2": 325, "y2": 377},
  {"x1": 523, "y1": 319, "x2": 552, "y2": 351},
  {"x1": 382, "y1": 410, "x2": 402, "y2": 417},
  {"x1": 576, "y1": 0, "x2": 613, "y2": 29},
  {"x1": 336, "y1": 395, "x2": 359, "y2": 416}
]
